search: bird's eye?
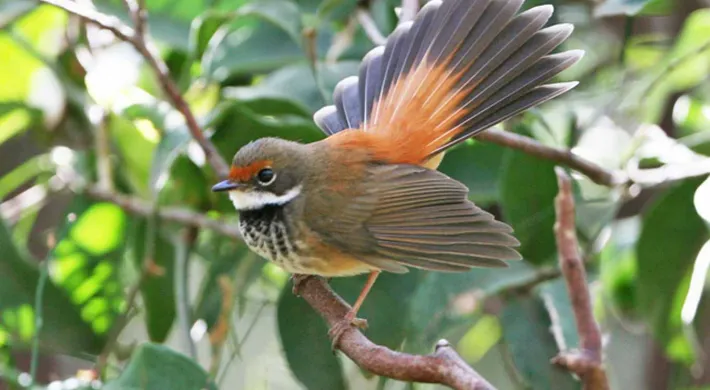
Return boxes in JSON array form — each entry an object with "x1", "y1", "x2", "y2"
[{"x1": 256, "y1": 168, "x2": 275, "y2": 185}]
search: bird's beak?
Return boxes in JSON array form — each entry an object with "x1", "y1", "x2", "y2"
[{"x1": 211, "y1": 180, "x2": 240, "y2": 192}]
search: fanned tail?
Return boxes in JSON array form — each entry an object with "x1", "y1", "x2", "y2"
[{"x1": 313, "y1": 0, "x2": 582, "y2": 167}]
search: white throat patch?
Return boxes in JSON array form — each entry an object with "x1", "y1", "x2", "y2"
[{"x1": 228, "y1": 185, "x2": 302, "y2": 211}]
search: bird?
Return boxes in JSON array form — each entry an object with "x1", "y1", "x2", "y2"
[{"x1": 212, "y1": 0, "x2": 582, "y2": 345}]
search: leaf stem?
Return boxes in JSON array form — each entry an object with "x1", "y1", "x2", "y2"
[
  {"x1": 175, "y1": 228, "x2": 198, "y2": 359},
  {"x1": 30, "y1": 260, "x2": 49, "y2": 386}
]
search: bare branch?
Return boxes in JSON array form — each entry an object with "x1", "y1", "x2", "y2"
[
  {"x1": 39, "y1": 0, "x2": 230, "y2": 177},
  {"x1": 356, "y1": 7, "x2": 387, "y2": 46},
  {"x1": 477, "y1": 129, "x2": 625, "y2": 187},
  {"x1": 121, "y1": 0, "x2": 147, "y2": 39},
  {"x1": 552, "y1": 168, "x2": 609, "y2": 390},
  {"x1": 642, "y1": 38, "x2": 710, "y2": 98},
  {"x1": 85, "y1": 186, "x2": 241, "y2": 239},
  {"x1": 296, "y1": 276, "x2": 496, "y2": 390}
]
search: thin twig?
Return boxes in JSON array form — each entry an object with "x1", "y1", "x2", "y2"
[
  {"x1": 121, "y1": 0, "x2": 147, "y2": 38},
  {"x1": 30, "y1": 260, "x2": 49, "y2": 386},
  {"x1": 297, "y1": 276, "x2": 496, "y2": 390},
  {"x1": 96, "y1": 275, "x2": 143, "y2": 373},
  {"x1": 356, "y1": 7, "x2": 387, "y2": 46},
  {"x1": 175, "y1": 228, "x2": 198, "y2": 359},
  {"x1": 477, "y1": 129, "x2": 625, "y2": 187},
  {"x1": 93, "y1": 108, "x2": 114, "y2": 192},
  {"x1": 39, "y1": 0, "x2": 230, "y2": 177},
  {"x1": 85, "y1": 186, "x2": 241, "y2": 239},
  {"x1": 641, "y1": 38, "x2": 710, "y2": 98},
  {"x1": 551, "y1": 168, "x2": 609, "y2": 390}
]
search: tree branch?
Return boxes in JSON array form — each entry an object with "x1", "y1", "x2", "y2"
[
  {"x1": 477, "y1": 129, "x2": 624, "y2": 187},
  {"x1": 85, "y1": 186, "x2": 241, "y2": 239},
  {"x1": 40, "y1": 0, "x2": 230, "y2": 177},
  {"x1": 296, "y1": 276, "x2": 496, "y2": 390},
  {"x1": 551, "y1": 168, "x2": 609, "y2": 390},
  {"x1": 356, "y1": 7, "x2": 387, "y2": 46}
]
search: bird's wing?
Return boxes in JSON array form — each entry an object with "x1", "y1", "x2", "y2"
[
  {"x1": 313, "y1": 0, "x2": 581, "y2": 167},
  {"x1": 311, "y1": 163, "x2": 521, "y2": 272}
]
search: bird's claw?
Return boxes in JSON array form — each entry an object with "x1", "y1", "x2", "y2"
[
  {"x1": 290, "y1": 274, "x2": 312, "y2": 296},
  {"x1": 328, "y1": 312, "x2": 368, "y2": 351}
]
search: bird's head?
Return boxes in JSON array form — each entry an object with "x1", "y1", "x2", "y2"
[{"x1": 211, "y1": 138, "x2": 309, "y2": 211}]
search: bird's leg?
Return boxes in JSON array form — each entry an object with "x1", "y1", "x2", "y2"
[
  {"x1": 290, "y1": 273, "x2": 313, "y2": 296},
  {"x1": 329, "y1": 270, "x2": 380, "y2": 349}
]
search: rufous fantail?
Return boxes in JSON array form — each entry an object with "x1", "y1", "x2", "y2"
[{"x1": 212, "y1": 0, "x2": 582, "y2": 344}]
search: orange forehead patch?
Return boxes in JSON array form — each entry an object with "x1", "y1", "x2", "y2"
[{"x1": 229, "y1": 160, "x2": 273, "y2": 182}]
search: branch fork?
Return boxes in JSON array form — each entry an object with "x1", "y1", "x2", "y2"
[{"x1": 553, "y1": 168, "x2": 609, "y2": 390}]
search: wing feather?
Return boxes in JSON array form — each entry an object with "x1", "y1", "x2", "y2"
[{"x1": 312, "y1": 0, "x2": 580, "y2": 167}]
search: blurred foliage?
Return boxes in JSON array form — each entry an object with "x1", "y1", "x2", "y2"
[{"x1": 1, "y1": 0, "x2": 710, "y2": 389}]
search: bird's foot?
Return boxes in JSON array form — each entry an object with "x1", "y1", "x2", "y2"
[
  {"x1": 290, "y1": 274, "x2": 312, "y2": 296},
  {"x1": 328, "y1": 310, "x2": 368, "y2": 351}
]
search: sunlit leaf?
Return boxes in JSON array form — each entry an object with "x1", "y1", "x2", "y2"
[
  {"x1": 109, "y1": 114, "x2": 158, "y2": 197},
  {"x1": 0, "y1": 154, "x2": 48, "y2": 201},
  {"x1": 637, "y1": 178, "x2": 709, "y2": 346},
  {"x1": 408, "y1": 262, "x2": 539, "y2": 348},
  {"x1": 52, "y1": 199, "x2": 127, "y2": 336},
  {"x1": 0, "y1": 216, "x2": 103, "y2": 354}
]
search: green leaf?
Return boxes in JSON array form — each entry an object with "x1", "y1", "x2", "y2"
[
  {"x1": 157, "y1": 156, "x2": 210, "y2": 209},
  {"x1": 110, "y1": 114, "x2": 158, "y2": 197},
  {"x1": 0, "y1": 154, "x2": 49, "y2": 201},
  {"x1": 277, "y1": 283, "x2": 346, "y2": 390},
  {"x1": 500, "y1": 147, "x2": 558, "y2": 264},
  {"x1": 500, "y1": 295, "x2": 580, "y2": 390},
  {"x1": 224, "y1": 61, "x2": 360, "y2": 114},
  {"x1": 641, "y1": 9, "x2": 710, "y2": 123},
  {"x1": 238, "y1": 1, "x2": 303, "y2": 45},
  {"x1": 210, "y1": 102, "x2": 324, "y2": 165},
  {"x1": 600, "y1": 219, "x2": 641, "y2": 318},
  {"x1": 203, "y1": 23, "x2": 304, "y2": 79},
  {"x1": 104, "y1": 343, "x2": 217, "y2": 390},
  {"x1": 131, "y1": 220, "x2": 177, "y2": 343},
  {"x1": 439, "y1": 141, "x2": 506, "y2": 205},
  {"x1": 408, "y1": 262, "x2": 539, "y2": 348},
  {"x1": 536, "y1": 279, "x2": 580, "y2": 351},
  {"x1": 0, "y1": 103, "x2": 43, "y2": 145},
  {"x1": 595, "y1": 0, "x2": 673, "y2": 17},
  {"x1": 0, "y1": 216, "x2": 103, "y2": 355},
  {"x1": 636, "y1": 178, "x2": 709, "y2": 344},
  {"x1": 94, "y1": 0, "x2": 246, "y2": 51}
]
